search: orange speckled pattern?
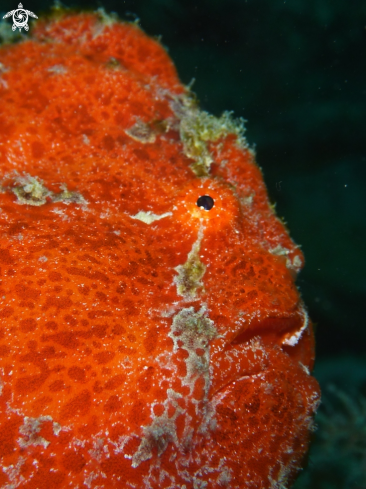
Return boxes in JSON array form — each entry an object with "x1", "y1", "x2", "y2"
[{"x1": 0, "y1": 12, "x2": 320, "y2": 489}]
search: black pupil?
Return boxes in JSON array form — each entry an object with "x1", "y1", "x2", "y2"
[{"x1": 196, "y1": 195, "x2": 214, "y2": 211}]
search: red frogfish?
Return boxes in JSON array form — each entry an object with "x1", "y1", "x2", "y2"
[{"x1": 0, "y1": 11, "x2": 320, "y2": 489}]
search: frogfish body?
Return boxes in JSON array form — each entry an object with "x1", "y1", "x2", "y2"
[{"x1": 0, "y1": 12, "x2": 320, "y2": 489}]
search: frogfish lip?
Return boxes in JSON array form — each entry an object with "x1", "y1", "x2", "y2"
[
  {"x1": 230, "y1": 304, "x2": 309, "y2": 348},
  {"x1": 209, "y1": 305, "x2": 310, "y2": 400}
]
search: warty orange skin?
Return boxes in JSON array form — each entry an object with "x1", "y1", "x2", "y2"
[{"x1": 0, "y1": 12, "x2": 320, "y2": 489}]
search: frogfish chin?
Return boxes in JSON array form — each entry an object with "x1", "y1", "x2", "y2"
[{"x1": 0, "y1": 11, "x2": 320, "y2": 489}]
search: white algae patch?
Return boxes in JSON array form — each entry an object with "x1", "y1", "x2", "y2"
[
  {"x1": 174, "y1": 225, "x2": 206, "y2": 301},
  {"x1": 125, "y1": 119, "x2": 157, "y2": 144},
  {"x1": 171, "y1": 94, "x2": 247, "y2": 176},
  {"x1": 129, "y1": 210, "x2": 172, "y2": 224},
  {"x1": 6, "y1": 174, "x2": 87, "y2": 207},
  {"x1": 168, "y1": 306, "x2": 217, "y2": 396},
  {"x1": 18, "y1": 416, "x2": 60, "y2": 449}
]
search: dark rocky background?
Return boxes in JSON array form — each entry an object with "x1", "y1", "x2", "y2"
[{"x1": 1, "y1": 0, "x2": 365, "y2": 487}]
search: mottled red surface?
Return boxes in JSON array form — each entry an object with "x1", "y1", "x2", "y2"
[{"x1": 0, "y1": 12, "x2": 320, "y2": 489}]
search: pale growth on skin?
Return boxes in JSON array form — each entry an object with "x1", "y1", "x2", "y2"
[
  {"x1": 292, "y1": 254, "x2": 303, "y2": 269},
  {"x1": 89, "y1": 437, "x2": 109, "y2": 462},
  {"x1": 129, "y1": 210, "x2": 172, "y2": 224},
  {"x1": 82, "y1": 134, "x2": 90, "y2": 145},
  {"x1": 132, "y1": 415, "x2": 177, "y2": 467},
  {"x1": 0, "y1": 79, "x2": 7, "y2": 90},
  {"x1": 240, "y1": 193, "x2": 255, "y2": 208},
  {"x1": 169, "y1": 306, "x2": 217, "y2": 397},
  {"x1": 132, "y1": 389, "x2": 184, "y2": 467},
  {"x1": 48, "y1": 64, "x2": 67, "y2": 75},
  {"x1": 2, "y1": 455, "x2": 26, "y2": 486},
  {"x1": 268, "y1": 462, "x2": 292, "y2": 489},
  {"x1": 18, "y1": 416, "x2": 55, "y2": 449},
  {"x1": 269, "y1": 244, "x2": 290, "y2": 257},
  {"x1": 52, "y1": 421, "x2": 62, "y2": 435},
  {"x1": 96, "y1": 8, "x2": 119, "y2": 27},
  {"x1": 174, "y1": 225, "x2": 206, "y2": 301},
  {"x1": 84, "y1": 471, "x2": 101, "y2": 489},
  {"x1": 125, "y1": 119, "x2": 157, "y2": 144},
  {"x1": 50, "y1": 207, "x2": 70, "y2": 221},
  {"x1": 216, "y1": 464, "x2": 232, "y2": 487},
  {"x1": 38, "y1": 256, "x2": 48, "y2": 263},
  {"x1": 13, "y1": 175, "x2": 52, "y2": 206},
  {"x1": 269, "y1": 244, "x2": 303, "y2": 271},
  {"x1": 132, "y1": 305, "x2": 217, "y2": 469},
  {"x1": 8, "y1": 174, "x2": 87, "y2": 207},
  {"x1": 52, "y1": 183, "x2": 87, "y2": 205},
  {"x1": 171, "y1": 94, "x2": 247, "y2": 176}
]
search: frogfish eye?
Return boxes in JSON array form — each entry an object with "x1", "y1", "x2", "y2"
[{"x1": 196, "y1": 195, "x2": 215, "y2": 211}]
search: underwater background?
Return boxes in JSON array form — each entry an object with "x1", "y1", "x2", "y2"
[{"x1": 1, "y1": 0, "x2": 365, "y2": 487}]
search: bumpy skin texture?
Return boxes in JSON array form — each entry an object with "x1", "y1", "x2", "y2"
[{"x1": 0, "y1": 13, "x2": 320, "y2": 489}]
